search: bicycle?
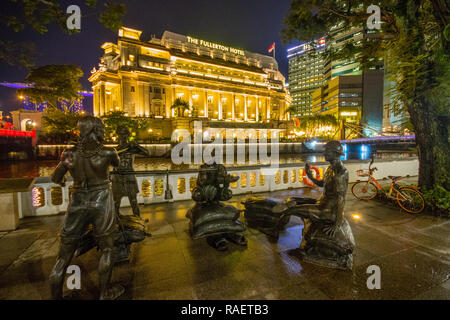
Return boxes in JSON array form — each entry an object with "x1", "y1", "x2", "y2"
[{"x1": 351, "y1": 157, "x2": 425, "y2": 214}]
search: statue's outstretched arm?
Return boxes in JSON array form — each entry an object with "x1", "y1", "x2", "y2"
[
  {"x1": 111, "y1": 149, "x2": 120, "y2": 167},
  {"x1": 51, "y1": 150, "x2": 69, "y2": 186},
  {"x1": 136, "y1": 144, "x2": 150, "y2": 157}
]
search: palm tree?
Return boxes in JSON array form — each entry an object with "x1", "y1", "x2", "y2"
[
  {"x1": 170, "y1": 98, "x2": 190, "y2": 117},
  {"x1": 285, "y1": 105, "x2": 298, "y2": 118}
]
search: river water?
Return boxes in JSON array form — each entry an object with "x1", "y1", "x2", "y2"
[{"x1": 0, "y1": 149, "x2": 417, "y2": 178}]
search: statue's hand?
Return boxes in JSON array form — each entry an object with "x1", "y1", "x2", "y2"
[{"x1": 305, "y1": 162, "x2": 314, "y2": 179}]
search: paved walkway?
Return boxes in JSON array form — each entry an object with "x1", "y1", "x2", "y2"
[{"x1": 0, "y1": 181, "x2": 449, "y2": 300}]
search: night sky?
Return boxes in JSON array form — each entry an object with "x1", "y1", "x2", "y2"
[{"x1": 0, "y1": 0, "x2": 297, "y2": 114}]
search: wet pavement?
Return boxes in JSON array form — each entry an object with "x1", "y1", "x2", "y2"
[{"x1": 0, "y1": 179, "x2": 449, "y2": 300}]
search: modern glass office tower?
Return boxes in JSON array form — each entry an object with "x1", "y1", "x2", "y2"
[{"x1": 287, "y1": 38, "x2": 326, "y2": 117}]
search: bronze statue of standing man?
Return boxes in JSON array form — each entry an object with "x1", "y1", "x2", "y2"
[
  {"x1": 49, "y1": 116, "x2": 124, "y2": 299},
  {"x1": 111, "y1": 126, "x2": 150, "y2": 218}
]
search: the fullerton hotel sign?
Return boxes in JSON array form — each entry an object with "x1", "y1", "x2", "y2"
[{"x1": 187, "y1": 36, "x2": 245, "y2": 56}]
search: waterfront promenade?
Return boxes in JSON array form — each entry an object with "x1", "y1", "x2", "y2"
[{"x1": 0, "y1": 180, "x2": 449, "y2": 300}]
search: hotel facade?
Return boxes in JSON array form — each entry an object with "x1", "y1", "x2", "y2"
[{"x1": 89, "y1": 27, "x2": 291, "y2": 139}]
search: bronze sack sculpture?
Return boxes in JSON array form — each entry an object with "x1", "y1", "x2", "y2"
[
  {"x1": 49, "y1": 116, "x2": 124, "y2": 300},
  {"x1": 186, "y1": 162, "x2": 247, "y2": 251},
  {"x1": 274, "y1": 140, "x2": 355, "y2": 270}
]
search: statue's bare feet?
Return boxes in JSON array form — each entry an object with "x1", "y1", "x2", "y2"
[
  {"x1": 225, "y1": 233, "x2": 247, "y2": 246},
  {"x1": 207, "y1": 236, "x2": 228, "y2": 251},
  {"x1": 100, "y1": 284, "x2": 125, "y2": 300}
]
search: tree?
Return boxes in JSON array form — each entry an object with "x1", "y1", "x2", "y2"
[
  {"x1": 41, "y1": 106, "x2": 82, "y2": 143},
  {"x1": 171, "y1": 98, "x2": 190, "y2": 117},
  {"x1": 1, "y1": 0, "x2": 126, "y2": 67},
  {"x1": 283, "y1": 0, "x2": 450, "y2": 193},
  {"x1": 101, "y1": 111, "x2": 150, "y2": 142},
  {"x1": 296, "y1": 114, "x2": 338, "y2": 138},
  {"x1": 17, "y1": 64, "x2": 84, "y2": 110},
  {"x1": 285, "y1": 105, "x2": 298, "y2": 118}
]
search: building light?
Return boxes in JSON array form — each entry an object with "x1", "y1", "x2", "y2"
[
  {"x1": 192, "y1": 94, "x2": 199, "y2": 99},
  {"x1": 340, "y1": 112, "x2": 357, "y2": 116},
  {"x1": 143, "y1": 65, "x2": 164, "y2": 71},
  {"x1": 189, "y1": 71, "x2": 203, "y2": 76}
]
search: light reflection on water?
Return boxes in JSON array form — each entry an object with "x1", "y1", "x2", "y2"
[{"x1": 0, "y1": 148, "x2": 417, "y2": 178}]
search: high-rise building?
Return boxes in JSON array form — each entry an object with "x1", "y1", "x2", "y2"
[
  {"x1": 287, "y1": 38, "x2": 326, "y2": 117},
  {"x1": 312, "y1": 70, "x2": 384, "y2": 138},
  {"x1": 323, "y1": 27, "x2": 365, "y2": 80}
]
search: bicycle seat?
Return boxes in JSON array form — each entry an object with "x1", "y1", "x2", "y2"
[{"x1": 388, "y1": 176, "x2": 402, "y2": 181}]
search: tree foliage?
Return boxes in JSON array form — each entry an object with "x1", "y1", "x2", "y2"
[
  {"x1": 296, "y1": 114, "x2": 338, "y2": 137},
  {"x1": 101, "y1": 111, "x2": 150, "y2": 142},
  {"x1": 283, "y1": 0, "x2": 450, "y2": 193},
  {"x1": 17, "y1": 64, "x2": 84, "y2": 109},
  {"x1": 0, "y1": 0, "x2": 126, "y2": 67},
  {"x1": 41, "y1": 106, "x2": 81, "y2": 143}
]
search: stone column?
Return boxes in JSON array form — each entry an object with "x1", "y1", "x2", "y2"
[
  {"x1": 93, "y1": 86, "x2": 100, "y2": 116},
  {"x1": 218, "y1": 93, "x2": 223, "y2": 120},
  {"x1": 244, "y1": 95, "x2": 248, "y2": 121},
  {"x1": 143, "y1": 83, "x2": 149, "y2": 116},
  {"x1": 204, "y1": 89, "x2": 208, "y2": 117},
  {"x1": 256, "y1": 96, "x2": 259, "y2": 122},
  {"x1": 189, "y1": 88, "x2": 193, "y2": 111},
  {"x1": 171, "y1": 87, "x2": 176, "y2": 117},
  {"x1": 232, "y1": 93, "x2": 235, "y2": 121},
  {"x1": 100, "y1": 84, "x2": 106, "y2": 116}
]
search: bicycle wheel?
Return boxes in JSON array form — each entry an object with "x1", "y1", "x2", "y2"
[
  {"x1": 396, "y1": 187, "x2": 425, "y2": 214},
  {"x1": 352, "y1": 181, "x2": 378, "y2": 200}
]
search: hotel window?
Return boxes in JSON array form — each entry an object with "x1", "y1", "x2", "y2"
[
  {"x1": 130, "y1": 86, "x2": 135, "y2": 92},
  {"x1": 149, "y1": 86, "x2": 152, "y2": 93}
]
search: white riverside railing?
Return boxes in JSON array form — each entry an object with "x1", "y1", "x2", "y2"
[{"x1": 22, "y1": 158, "x2": 419, "y2": 218}]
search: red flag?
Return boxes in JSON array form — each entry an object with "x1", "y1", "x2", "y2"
[{"x1": 268, "y1": 42, "x2": 275, "y2": 53}]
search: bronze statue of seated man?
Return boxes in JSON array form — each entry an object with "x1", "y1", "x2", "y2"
[
  {"x1": 186, "y1": 162, "x2": 246, "y2": 251},
  {"x1": 273, "y1": 140, "x2": 355, "y2": 270}
]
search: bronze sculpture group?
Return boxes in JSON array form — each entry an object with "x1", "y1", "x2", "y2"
[{"x1": 49, "y1": 115, "x2": 355, "y2": 299}]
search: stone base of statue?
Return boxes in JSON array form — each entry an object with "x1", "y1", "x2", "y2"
[
  {"x1": 243, "y1": 196, "x2": 317, "y2": 237},
  {"x1": 186, "y1": 202, "x2": 246, "y2": 240},
  {"x1": 76, "y1": 215, "x2": 150, "y2": 262},
  {"x1": 297, "y1": 217, "x2": 355, "y2": 270}
]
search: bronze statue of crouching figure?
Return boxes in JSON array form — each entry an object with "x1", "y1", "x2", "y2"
[
  {"x1": 186, "y1": 162, "x2": 246, "y2": 251},
  {"x1": 274, "y1": 141, "x2": 355, "y2": 270}
]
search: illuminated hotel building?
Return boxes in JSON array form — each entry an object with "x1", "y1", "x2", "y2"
[
  {"x1": 287, "y1": 38, "x2": 326, "y2": 117},
  {"x1": 89, "y1": 27, "x2": 291, "y2": 139}
]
